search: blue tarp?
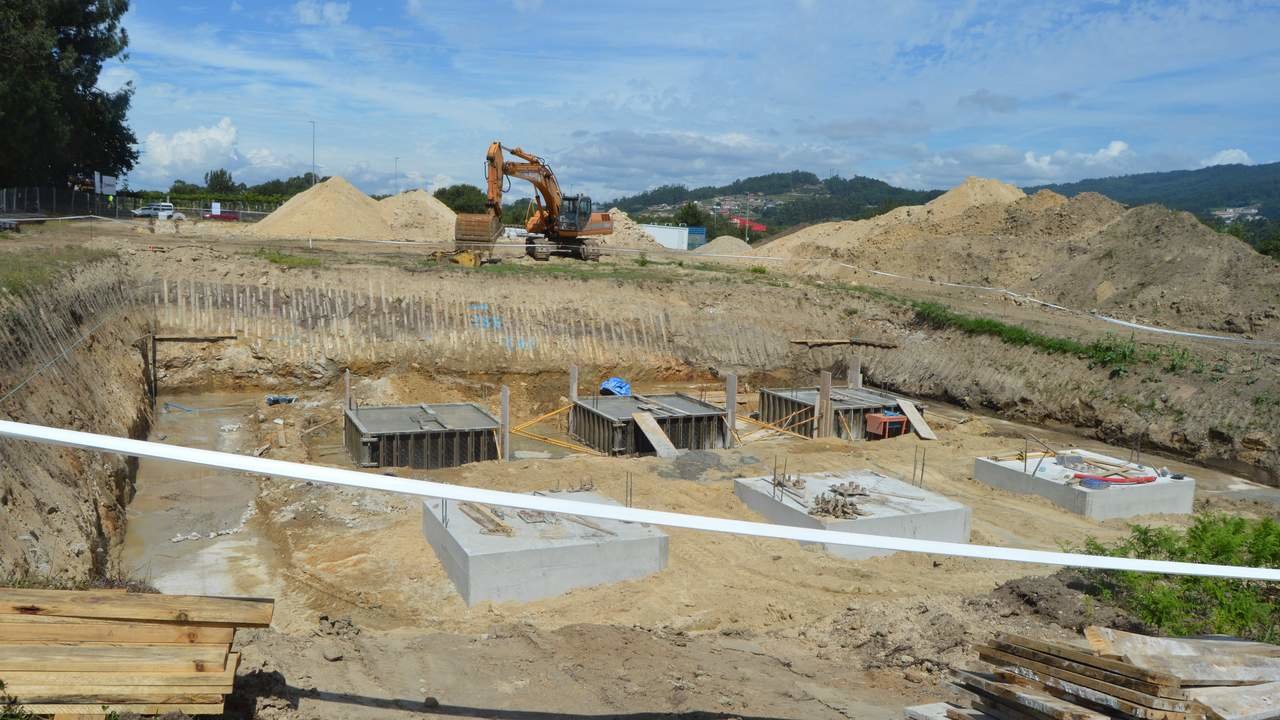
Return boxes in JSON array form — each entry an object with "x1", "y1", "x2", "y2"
[{"x1": 599, "y1": 377, "x2": 631, "y2": 396}]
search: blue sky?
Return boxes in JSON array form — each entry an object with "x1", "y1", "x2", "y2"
[{"x1": 105, "y1": 1, "x2": 1280, "y2": 199}]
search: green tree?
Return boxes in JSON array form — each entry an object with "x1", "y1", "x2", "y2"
[
  {"x1": 0, "y1": 1, "x2": 137, "y2": 185},
  {"x1": 433, "y1": 184, "x2": 488, "y2": 213},
  {"x1": 169, "y1": 179, "x2": 203, "y2": 195},
  {"x1": 673, "y1": 202, "x2": 708, "y2": 227},
  {"x1": 203, "y1": 168, "x2": 241, "y2": 194}
]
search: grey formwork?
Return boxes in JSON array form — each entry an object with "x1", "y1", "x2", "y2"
[
  {"x1": 569, "y1": 393, "x2": 728, "y2": 456},
  {"x1": 758, "y1": 386, "x2": 900, "y2": 439},
  {"x1": 344, "y1": 403, "x2": 499, "y2": 469}
]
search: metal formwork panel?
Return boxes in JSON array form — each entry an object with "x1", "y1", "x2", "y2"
[
  {"x1": 344, "y1": 405, "x2": 498, "y2": 469},
  {"x1": 570, "y1": 397, "x2": 728, "y2": 456}
]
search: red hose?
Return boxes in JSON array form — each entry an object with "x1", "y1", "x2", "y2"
[{"x1": 1073, "y1": 473, "x2": 1156, "y2": 485}]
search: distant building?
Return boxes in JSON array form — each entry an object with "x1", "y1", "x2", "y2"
[
  {"x1": 729, "y1": 216, "x2": 767, "y2": 233},
  {"x1": 1211, "y1": 206, "x2": 1262, "y2": 223}
]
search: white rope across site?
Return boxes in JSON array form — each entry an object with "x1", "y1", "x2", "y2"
[{"x1": 1, "y1": 419, "x2": 1277, "y2": 582}]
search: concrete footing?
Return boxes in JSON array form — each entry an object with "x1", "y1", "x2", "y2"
[
  {"x1": 972, "y1": 449, "x2": 1194, "y2": 521},
  {"x1": 422, "y1": 491, "x2": 668, "y2": 605},
  {"x1": 733, "y1": 470, "x2": 971, "y2": 560}
]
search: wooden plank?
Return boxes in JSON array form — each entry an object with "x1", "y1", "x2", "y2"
[
  {"x1": 0, "y1": 614, "x2": 236, "y2": 644},
  {"x1": 631, "y1": 411, "x2": 678, "y2": 458},
  {"x1": 898, "y1": 399, "x2": 938, "y2": 440},
  {"x1": 952, "y1": 670, "x2": 1109, "y2": 720},
  {"x1": 999, "y1": 633, "x2": 1181, "y2": 687},
  {"x1": 968, "y1": 698, "x2": 1046, "y2": 720},
  {"x1": 1085, "y1": 627, "x2": 1280, "y2": 686},
  {"x1": 1189, "y1": 682, "x2": 1280, "y2": 720},
  {"x1": 4, "y1": 688, "x2": 227, "y2": 703},
  {"x1": 0, "y1": 642, "x2": 229, "y2": 673},
  {"x1": 0, "y1": 653, "x2": 239, "y2": 687},
  {"x1": 989, "y1": 639, "x2": 1187, "y2": 700},
  {"x1": 18, "y1": 702, "x2": 224, "y2": 715},
  {"x1": 996, "y1": 665, "x2": 1187, "y2": 720},
  {"x1": 941, "y1": 705, "x2": 1000, "y2": 720},
  {"x1": 978, "y1": 645, "x2": 1187, "y2": 711},
  {"x1": 0, "y1": 588, "x2": 273, "y2": 626},
  {"x1": 1087, "y1": 627, "x2": 1280, "y2": 659}
]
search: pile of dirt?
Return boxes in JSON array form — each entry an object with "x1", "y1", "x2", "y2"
[
  {"x1": 1035, "y1": 204, "x2": 1280, "y2": 332},
  {"x1": 601, "y1": 208, "x2": 664, "y2": 251},
  {"x1": 991, "y1": 571, "x2": 1149, "y2": 633},
  {"x1": 693, "y1": 235, "x2": 754, "y2": 255},
  {"x1": 921, "y1": 176, "x2": 1026, "y2": 221},
  {"x1": 252, "y1": 177, "x2": 390, "y2": 241},
  {"x1": 378, "y1": 190, "x2": 455, "y2": 243}
]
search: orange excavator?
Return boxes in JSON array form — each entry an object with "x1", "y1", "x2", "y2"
[{"x1": 454, "y1": 141, "x2": 613, "y2": 260}]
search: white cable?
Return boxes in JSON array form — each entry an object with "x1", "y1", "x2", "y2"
[{"x1": 1, "y1": 419, "x2": 1277, "y2": 581}]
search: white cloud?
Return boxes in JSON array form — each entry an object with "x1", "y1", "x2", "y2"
[
  {"x1": 1200, "y1": 148, "x2": 1252, "y2": 167},
  {"x1": 1022, "y1": 140, "x2": 1133, "y2": 178},
  {"x1": 293, "y1": 0, "x2": 350, "y2": 26},
  {"x1": 229, "y1": 1, "x2": 243, "y2": 11},
  {"x1": 131, "y1": 118, "x2": 313, "y2": 186},
  {"x1": 96, "y1": 65, "x2": 138, "y2": 93},
  {"x1": 136, "y1": 118, "x2": 241, "y2": 182}
]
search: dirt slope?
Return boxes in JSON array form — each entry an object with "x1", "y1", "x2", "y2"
[
  {"x1": 756, "y1": 176, "x2": 1280, "y2": 337},
  {"x1": 601, "y1": 208, "x2": 664, "y2": 251},
  {"x1": 379, "y1": 190, "x2": 456, "y2": 243},
  {"x1": 252, "y1": 177, "x2": 390, "y2": 241},
  {"x1": 694, "y1": 235, "x2": 754, "y2": 255}
]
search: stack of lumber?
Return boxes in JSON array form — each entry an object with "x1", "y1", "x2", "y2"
[
  {"x1": 0, "y1": 587, "x2": 274, "y2": 718},
  {"x1": 907, "y1": 627, "x2": 1280, "y2": 720}
]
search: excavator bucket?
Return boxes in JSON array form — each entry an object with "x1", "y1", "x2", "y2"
[{"x1": 454, "y1": 212, "x2": 503, "y2": 245}]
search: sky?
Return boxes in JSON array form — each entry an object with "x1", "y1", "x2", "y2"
[{"x1": 105, "y1": 1, "x2": 1280, "y2": 200}]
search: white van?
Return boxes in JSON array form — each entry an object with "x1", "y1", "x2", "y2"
[{"x1": 133, "y1": 202, "x2": 181, "y2": 219}]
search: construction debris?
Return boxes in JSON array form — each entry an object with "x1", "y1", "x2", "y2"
[
  {"x1": 909, "y1": 626, "x2": 1280, "y2": 720},
  {"x1": 809, "y1": 491, "x2": 868, "y2": 518}
]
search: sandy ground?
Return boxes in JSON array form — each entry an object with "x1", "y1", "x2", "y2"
[
  {"x1": 119, "y1": 376, "x2": 1276, "y2": 719},
  {"x1": 5, "y1": 219, "x2": 1277, "y2": 719}
]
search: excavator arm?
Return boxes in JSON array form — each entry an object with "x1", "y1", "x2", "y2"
[{"x1": 455, "y1": 140, "x2": 612, "y2": 259}]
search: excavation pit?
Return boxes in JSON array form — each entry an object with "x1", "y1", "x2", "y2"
[
  {"x1": 733, "y1": 470, "x2": 971, "y2": 559},
  {"x1": 344, "y1": 403, "x2": 499, "y2": 469},
  {"x1": 421, "y1": 491, "x2": 668, "y2": 605},
  {"x1": 973, "y1": 449, "x2": 1195, "y2": 520},
  {"x1": 569, "y1": 393, "x2": 728, "y2": 456},
  {"x1": 758, "y1": 386, "x2": 902, "y2": 439}
]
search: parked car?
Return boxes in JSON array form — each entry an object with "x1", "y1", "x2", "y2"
[
  {"x1": 201, "y1": 210, "x2": 241, "y2": 221},
  {"x1": 132, "y1": 202, "x2": 177, "y2": 219}
]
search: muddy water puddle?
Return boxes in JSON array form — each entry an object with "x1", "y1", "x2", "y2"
[{"x1": 121, "y1": 390, "x2": 281, "y2": 597}]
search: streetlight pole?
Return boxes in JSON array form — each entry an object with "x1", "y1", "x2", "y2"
[
  {"x1": 394, "y1": 156, "x2": 400, "y2": 195},
  {"x1": 309, "y1": 121, "x2": 316, "y2": 186}
]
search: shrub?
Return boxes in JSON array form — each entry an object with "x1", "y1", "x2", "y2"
[
  {"x1": 1080, "y1": 515, "x2": 1280, "y2": 641},
  {"x1": 748, "y1": 265, "x2": 768, "y2": 274}
]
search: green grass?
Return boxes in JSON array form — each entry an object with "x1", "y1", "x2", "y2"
[
  {"x1": 252, "y1": 247, "x2": 323, "y2": 268},
  {"x1": 1080, "y1": 515, "x2": 1280, "y2": 641},
  {"x1": 0, "y1": 246, "x2": 117, "y2": 294}
]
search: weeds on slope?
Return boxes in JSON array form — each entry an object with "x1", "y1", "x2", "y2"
[
  {"x1": 0, "y1": 246, "x2": 117, "y2": 293},
  {"x1": 1079, "y1": 515, "x2": 1280, "y2": 642},
  {"x1": 252, "y1": 247, "x2": 323, "y2": 268}
]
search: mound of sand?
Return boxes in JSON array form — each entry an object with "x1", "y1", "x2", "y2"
[
  {"x1": 379, "y1": 190, "x2": 456, "y2": 243},
  {"x1": 252, "y1": 176, "x2": 390, "y2": 241},
  {"x1": 693, "y1": 235, "x2": 753, "y2": 255},
  {"x1": 601, "y1": 208, "x2": 664, "y2": 251},
  {"x1": 922, "y1": 176, "x2": 1026, "y2": 220}
]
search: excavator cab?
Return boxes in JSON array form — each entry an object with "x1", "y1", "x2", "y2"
[{"x1": 557, "y1": 194, "x2": 593, "y2": 232}]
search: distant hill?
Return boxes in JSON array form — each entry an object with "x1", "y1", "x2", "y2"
[
  {"x1": 1025, "y1": 161, "x2": 1280, "y2": 218},
  {"x1": 610, "y1": 171, "x2": 941, "y2": 228}
]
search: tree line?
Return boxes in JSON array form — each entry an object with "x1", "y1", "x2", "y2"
[{"x1": 0, "y1": 1, "x2": 137, "y2": 187}]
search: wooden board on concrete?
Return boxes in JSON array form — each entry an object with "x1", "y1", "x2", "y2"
[
  {"x1": 1189, "y1": 682, "x2": 1280, "y2": 720},
  {"x1": 0, "y1": 588, "x2": 274, "y2": 626},
  {"x1": 632, "y1": 411, "x2": 678, "y2": 458},
  {"x1": 898, "y1": 400, "x2": 937, "y2": 440}
]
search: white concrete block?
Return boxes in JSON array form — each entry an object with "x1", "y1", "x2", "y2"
[
  {"x1": 733, "y1": 470, "x2": 971, "y2": 560},
  {"x1": 422, "y1": 491, "x2": 667, "y2": 605},
  {"x1": 973, "y1": 449, "x2": 1195, "y2": 521}
]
